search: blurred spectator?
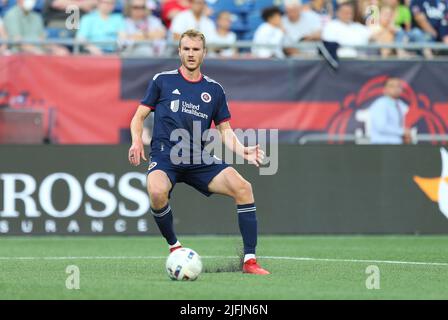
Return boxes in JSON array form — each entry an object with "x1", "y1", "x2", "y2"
[
  {"x1": 382, "y1": 0, "x2": 423, "y2": 57},
  {"x1": 4, "y1": 0, "x2": 70, "y2": 55},
  {"x1": 283, "y1": 0, "x2": 322, "y2": 56},
  {"x1": 161, "y1": 0, "x2": 190, "y2": 28},
  {"x1": 368, "y1": 77, "x2": 411, "y2": 144},
  {"x1": 369, "y1": 6, "x2": 397, "y2": 57},
  {"x1": 119, "y1": 0, "x2": 166, "y2": 56},
  {"x1": 388, "y1": 0, "x2": 412, "y2": 31},
  {"x1": 409, "y1": 0, "x2": 448, "y2": 57},
  {"x1": 322, "y1": 2, "x2": 372, "y2": 57},
  {"x1": 252, "y1": 6, "x2": 285, "y2": 58},
  {"x1": 307, "y1": 0, "x2": 334, "y2": 27},
  {"x1": 170, "y1": 0, "x2": 215, "y2": 41},
  {"x1": 43, "y1": 0, "x2": 97, "y2": 30},
  {"x1": 0, "y1": 17, "x2": 8, "y2": 54},
  {"x1": 76, "y1": 0, "x2": 125, "y2": 55},
  {"x1": 411, "y1": 0, "x2": 448, "y2": 43},
  {"x1": 209, "y1": 11, "x2": 237, "y2": 58}
]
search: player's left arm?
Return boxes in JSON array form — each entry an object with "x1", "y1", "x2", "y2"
[{"x1": 217, "y1": 121, "x2": 265, "y2": 167}]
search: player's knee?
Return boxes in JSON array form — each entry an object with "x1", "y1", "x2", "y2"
[
  {"x1": 234, "y1": 179, "x2": 253, "y2": 201},
  {"x1": 148, "y1": 187, "x2": 170, "y2": 208}
]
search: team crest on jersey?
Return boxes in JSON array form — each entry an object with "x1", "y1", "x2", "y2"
[
  {"x1": 201, "y1": 92, "x2": 212, "y2": 103},
  {"x1": 148, "y1": 162, "x2": 157, "y2": 170},
  {"x1": 170, "y1": 100, "x2": 179, "y2": 112}
]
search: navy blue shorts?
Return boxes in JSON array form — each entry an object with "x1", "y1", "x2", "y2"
[{"x1": 147, "y1": 153, "x2": 229, "y2": 197}]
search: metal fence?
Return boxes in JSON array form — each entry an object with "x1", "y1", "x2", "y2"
[
  {"x1": 1, "y1": 39, "x2": 448, "y2": 58},
  {"x1": 298, "y1": 132, "x2": 448, "y2": 145}
]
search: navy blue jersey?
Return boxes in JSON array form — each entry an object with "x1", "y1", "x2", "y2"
[
  {"x1": 411, "y1": 0, "x2": 448, "y2": 39},
  {"x1": 140, "y1": 68, "x2": 231, "y2": 163}
]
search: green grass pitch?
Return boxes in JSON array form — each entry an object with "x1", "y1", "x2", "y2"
[{"x1": 0, "y1": 235, "x2": 447, "y2": 299}]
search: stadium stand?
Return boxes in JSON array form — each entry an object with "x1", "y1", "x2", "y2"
[
  {"x1": 252, "y1": 0, "x2": 284, "y2": 11},
  {"x1": 207, "y1": 0, "x2": 253, "y2": 15},
  {"x1": 0, "y1": 0, "x2": 447, "y2": 58},
  {"x1": 33, "y1": 0, "x2": 44, "y2": 12},
  {"x1": 245, "y1": 10, "x2": 264, "y2": 40}
]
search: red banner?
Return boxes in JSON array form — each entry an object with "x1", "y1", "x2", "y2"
[
  {"x1": 0, "y1": 55, "x2": 135, "y2": 144},
  {"x1": 1, "y1": 56, "x2": 447, "y2": 144}
]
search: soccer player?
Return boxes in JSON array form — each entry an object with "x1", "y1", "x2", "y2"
[{"x1": 128, "y1": 29, "x2": 270, "y2": 275}]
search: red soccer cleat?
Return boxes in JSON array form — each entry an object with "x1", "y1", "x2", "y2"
[
  {"x1": 169, "y1": 245, "x2": 182, "y2": 253},
  {"x1": 242, "y1": 259, "x2": 270, "y2": 275}
]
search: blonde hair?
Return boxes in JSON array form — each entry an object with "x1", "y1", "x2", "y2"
[{"x1": 179, "y1": 29, "x2": 206, "y2": 49}]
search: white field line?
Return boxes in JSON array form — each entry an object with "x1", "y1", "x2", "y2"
[
  {"x1": 0, "y1": 255, "x2": 447, "y2": 267},
  {"x1": 259, "y1": 256, "x2": 448, "y2": 267}
]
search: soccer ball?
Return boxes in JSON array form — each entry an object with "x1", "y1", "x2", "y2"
[{"x1": 165, "y1": 248, "x2": 203, "y2": 281}]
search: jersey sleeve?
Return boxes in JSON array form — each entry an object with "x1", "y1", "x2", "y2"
[
  {"x1": 140, "y1": 76, "x2": 161, "y2": 110},
  {"x1": 213, "y1": 86, "x2": 231, "y2": 125}
]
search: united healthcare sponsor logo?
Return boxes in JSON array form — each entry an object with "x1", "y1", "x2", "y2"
[
  {"x1": 170, "y1": 99, "x2": 179, "y2": 112},
  {"x1": 414, "y1": 148, "x2": 448, "y2": 219},
  {"x1": 181, "y1": 101, "x2": 208, "y2": 119},
  {"x1": 170, "y1": 99, "x2": 209, "y2": 120},
  {"x1": 0, "y1": 172, "x2": 150, "y2": 234}
]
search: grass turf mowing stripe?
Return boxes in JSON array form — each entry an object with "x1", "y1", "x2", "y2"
[
  {"x1": 1, "y1": 236, "x2": 447, "y2": 299},
  {"x1": 1, "y1": 255, "x2": 447, "y2": 267}
]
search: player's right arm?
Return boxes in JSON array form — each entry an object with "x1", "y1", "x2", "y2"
[{"x1": 128, "y1": 105, "x2": 151, "y2": 166}]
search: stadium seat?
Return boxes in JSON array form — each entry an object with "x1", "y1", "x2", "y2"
[
  {"x1": 33, "y1": 0, "x2": 45, "y2": 12},
  {"x1": 240, "y1": 30, "x2": 254, "y2": 41},
  {"x1": 207, "y1": 0, "x2": 253, "y2": 15},
  {"x1": 0, "y1": 0, "x2": 16, "y2": 16},
  {"x1": 246, "y1": 11, "x2": 263, "y2": 34},
  {"x1": 46, "y1": 27, "x2": 75, "y2": 39},
  {"x1": 230, "y1": 13, "x2": 249, "y2": 34},
  {"x1": 251, "y1": 0, "x2": 284, "y2": 11},
  {"x1": 113, "y1": 0, "x2": 124, "y2": 13}
]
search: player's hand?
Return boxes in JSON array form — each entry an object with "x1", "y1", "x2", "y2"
[
  {"x1": 244, "y1": 144, "x2": 265, "y2": 167},
  {"x1": 128, "y1": 141, "x2": 147, "y2": 166}
]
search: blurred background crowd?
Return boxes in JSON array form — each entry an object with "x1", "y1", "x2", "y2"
[{"x1": 0, "y1": 0, "x2": 447, "y2": 58}]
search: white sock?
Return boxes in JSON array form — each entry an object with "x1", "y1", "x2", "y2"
[
  {"x1": 244, "y1": 254, "x2": 256, "y2": 263},
  {"x1": 169, "y1": 241, "x2": 181, "y2": 249}
]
